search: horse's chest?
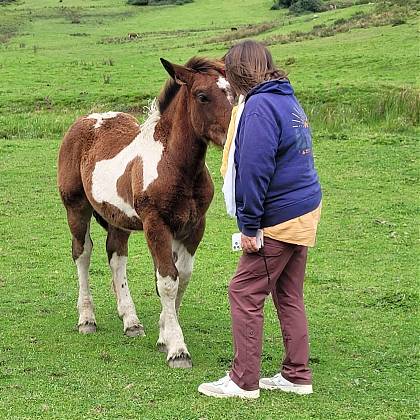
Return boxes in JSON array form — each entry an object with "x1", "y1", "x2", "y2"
[{"x1": 162, "y1": 180, "x2": 213, "y2": 232}]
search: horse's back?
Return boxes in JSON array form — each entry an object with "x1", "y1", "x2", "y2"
[{"x1": 58, "y1": 112, "x2": 140, "y2": 211}]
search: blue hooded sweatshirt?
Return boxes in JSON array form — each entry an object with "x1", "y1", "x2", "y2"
[{"x1": 234, "y1": 79, "x2": 322, "y2": 237}]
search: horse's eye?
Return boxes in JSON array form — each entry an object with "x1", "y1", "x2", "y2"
[{"x1": 197, "y1": 93, "x2": 209, "y2": 103}]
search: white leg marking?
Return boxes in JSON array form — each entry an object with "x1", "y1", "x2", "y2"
[
  {"x1": 156, "y1": 272, "x2": 191, "y2": 366},
  {"x1": 157, "y1": 241, "x2": 194, "y2": 350},
  {"x1": 76, "y1": 223, "x2": 96, "y2": 332},
  {"x1": 86, "y1": 111, "x2": 120, "y2": 128},
  {"x1": 91, "y1": 101, "x2": 163, "y2": 218},
  {"x1": 217, "y1": 76, "x2": 234, "y2": 105},
  {"x1": 110, "y1": 252, "x2": 144, "y2": 336},
  {"x1": 172, "y1": 240, "x2": 194, "y2": 313}
]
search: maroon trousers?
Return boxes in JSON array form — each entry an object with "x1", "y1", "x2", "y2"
[{"x1": 228, "y1": 237, "x2": 312, "y2": 391}]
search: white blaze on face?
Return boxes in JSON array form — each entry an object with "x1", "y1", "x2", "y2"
[
  {"x1": 91, "y1": 101, "x2": 163, "y2": 218},
  {"x1": 87, "y1": 111, "x2": 120, "y2": 128},
  {"x1": 217, "y1": 76, "x2": 234, "y2": 105}
]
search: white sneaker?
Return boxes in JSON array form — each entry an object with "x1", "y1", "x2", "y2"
[
  {"x1": 198, "y1": 374, "x2": 260, "y2": 399},
  {"x1": 259, "y1": 373, "x2": 313, "y2": 395}
]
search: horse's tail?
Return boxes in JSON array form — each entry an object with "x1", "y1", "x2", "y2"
[{"x1": 92, "y1": 210, "x2": 109, "y2": 231}]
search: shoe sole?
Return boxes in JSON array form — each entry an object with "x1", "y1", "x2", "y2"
[
  {"x1": 198, "y1": 385, "x2": 259, "y2": 399},
  {"x1": 259, "y1": 383, "x2": 313, "y2": 395}
]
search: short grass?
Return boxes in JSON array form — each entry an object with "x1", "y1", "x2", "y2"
[{"x1": 0, "y1": 0, "x2": 419, "y2": 418}]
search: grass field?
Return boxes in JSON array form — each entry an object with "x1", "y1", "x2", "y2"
[{"x1": 0, "y1": 0, "x2": 419, "y2": 418}]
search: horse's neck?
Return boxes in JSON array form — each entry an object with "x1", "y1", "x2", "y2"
[{"x1": 159, "y1": 91, "x2": 208, "y2": 179}]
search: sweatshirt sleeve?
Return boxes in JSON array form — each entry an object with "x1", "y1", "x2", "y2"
[{"x1": 236, "y1": 112, "x2": 280, "y2": 236}]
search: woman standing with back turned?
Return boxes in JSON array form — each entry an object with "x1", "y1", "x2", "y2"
[{"x1": 198, "y1": 40, "x2": 322, "y2": 399}]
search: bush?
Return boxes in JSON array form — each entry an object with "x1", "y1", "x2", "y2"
[
  {"x1": 127, "y1": 0, "x2": 149, "y2": 4},
  {"x1": 289, "y1": 0, "x2": 322, "y2": 13},
  {"x1": 271, "y1": 0, "x2": 322, "y2": 13},
  {"x1": 271, "y1": 0, "x2": 293, "y2": 8},
  {"x1": 127, "y1": 0, "x2": 192, "y2": 4}
]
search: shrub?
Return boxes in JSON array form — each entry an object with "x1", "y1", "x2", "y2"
[
  {"x1": 127, "y1": 0, "x2": 193, "y2": 4},
  {"x1": 289, "y1": 0, "x2": 322, "y2": 14}
]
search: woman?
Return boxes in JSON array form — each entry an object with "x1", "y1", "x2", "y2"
[{"x1": 198, "y1": 40, "x2": 322, "y2": 399}]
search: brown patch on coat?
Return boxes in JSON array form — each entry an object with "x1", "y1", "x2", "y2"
[
  {"x1": 86, "y1": 113, "x2": 140, "y2": 161},
  {"x1": 116, "y1": 157, "x2": 143, "y2": 207}
]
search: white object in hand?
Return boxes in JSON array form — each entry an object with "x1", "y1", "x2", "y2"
[{"x1": 231, "y1": 229, "x2": 264, "y2": 252}]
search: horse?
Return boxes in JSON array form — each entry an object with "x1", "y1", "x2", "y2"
[{"x1": 57, "y1": 57, "x2": 233, "y2": 368}]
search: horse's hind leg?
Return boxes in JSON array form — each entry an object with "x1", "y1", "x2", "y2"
[
  {"x1": 106, "y1": 226, "x2": 144, "y2": 337},
  {"x1": 65, "y1": 201, "x2": 96, "y2": 334}
]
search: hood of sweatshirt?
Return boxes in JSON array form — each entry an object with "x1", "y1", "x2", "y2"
[{"x1": 246, "y1": 79, "x2": 294, "y2": 100}]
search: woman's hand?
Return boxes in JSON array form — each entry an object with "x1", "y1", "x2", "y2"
[{"x1": 241, "y1": 234, "x2": 259, "y2": 253}]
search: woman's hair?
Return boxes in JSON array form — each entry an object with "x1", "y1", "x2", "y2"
[{"x1": 224, "y1": 40, "x2": 287, "y2": 96}]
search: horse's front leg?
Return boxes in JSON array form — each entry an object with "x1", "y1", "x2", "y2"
[
  {"x1": 144, "y1": 216, "x2": 192, "y2": 368},
  {"x1": 173, "y1": 217, "x2": 205, "y2": 314}
]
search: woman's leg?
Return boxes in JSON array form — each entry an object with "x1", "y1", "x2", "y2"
[
  {"x1": 229, "y1": 240, "x2": 294, "y2": 391},
  {"x1": 271, "y1": 245, "x2": 312, "y2": 384}
]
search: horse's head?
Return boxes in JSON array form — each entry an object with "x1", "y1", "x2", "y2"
[{"x1": 160, "y1": 57, "x2": 233, "y2": 147}]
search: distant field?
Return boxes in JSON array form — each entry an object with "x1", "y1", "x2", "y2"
[{"x1": 0, "y1": 0, "x2": 418, "y2": 419}]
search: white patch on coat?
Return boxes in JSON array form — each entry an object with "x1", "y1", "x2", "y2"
[
  {"x1": 75, "y1": 223, "x2": 95, "y2": 325},
  {"x1": 87, "y1": 111, "x2": 120, "y2": 128},
  {"x1": 217, "y1": 76, "x2": 234, "y2": 104},
  {"x1": 91, "y1": 100, "x2": 163, "y2": 218},
  {"x1": 156, "y1": 272, "x2": 189, "y2": 360},
  {"x1": 110, "y1": 252, "x2": 140, "y2": 331}
]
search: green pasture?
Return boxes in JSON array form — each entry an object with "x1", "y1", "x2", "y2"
[{"x1": 0, "y1": 0, "x2": 418, "y2": 418}]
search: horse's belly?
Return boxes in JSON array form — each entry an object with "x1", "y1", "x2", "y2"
[{"x1": 92, "y1": 201, "x2": 143, "y2": 231}]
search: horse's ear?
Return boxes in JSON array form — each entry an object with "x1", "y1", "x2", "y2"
[{"x1": 160, "y1": 58, "x2": 195, "y2": 86}]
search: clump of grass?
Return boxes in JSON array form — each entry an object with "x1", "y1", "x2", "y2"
[
  {"x1": 264, "y1": 4, "x2": 415, "y2": 45},
  {"x1": 0, "y1": 14, "x2": 23, "y2": 43},
  {"x1": 362, "y1": 291, "x2": 418, "y2": 310},
  {"x1": 102, "y1": 58, "x2": 114, "y2": 66},
  {"x1": 205, "y1": 21, "x2": 279, "y2": 44},
  {"x1": 306, "y1": 87, "x2": 419, "y2": 131},
  {"x1": 61, "y1": 7, "x2": 82, "y2": 24},
  {"x1": 370, "y1": 87, "x2": 420, "y2": 126},
  {"x1": 103, "y1": 74, "x2": 111, "y2": 84},
  {"x1": 284, "y1": 56, "x2": 296, "y2": 65},
  {"x1": 69, "y1": 32, "x2": 90, "y2": 37}
]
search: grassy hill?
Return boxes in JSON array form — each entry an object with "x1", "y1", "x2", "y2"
[{"x1": 0, "y1": 0, "x2": 418, "y2": 418}]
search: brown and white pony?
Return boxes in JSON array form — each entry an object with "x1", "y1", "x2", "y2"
[{"x1": 57, "y1": 57, "x2": 233, "y2": 368}]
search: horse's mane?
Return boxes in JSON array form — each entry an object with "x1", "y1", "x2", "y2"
[{"x1": 157, "y1": 57, "x2": 224, "y2": 114}]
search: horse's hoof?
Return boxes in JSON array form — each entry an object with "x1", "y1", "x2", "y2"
[
  {"x1": 168, "y1": 352, "x2": 192, "y2": 368},
  {"x1": 156, "y1": 341, "x2": 167, "y2": 353},
  {"x1": 124, "y1": 324, "x2": 145, "y2": 337},
  {"x1": 78, "y1": 321, "x2": 97, "y2": 334}
]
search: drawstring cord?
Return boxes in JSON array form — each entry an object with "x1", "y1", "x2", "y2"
[{"x1": 261, "y1": 246, "x2": 271, "y2": 285}]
